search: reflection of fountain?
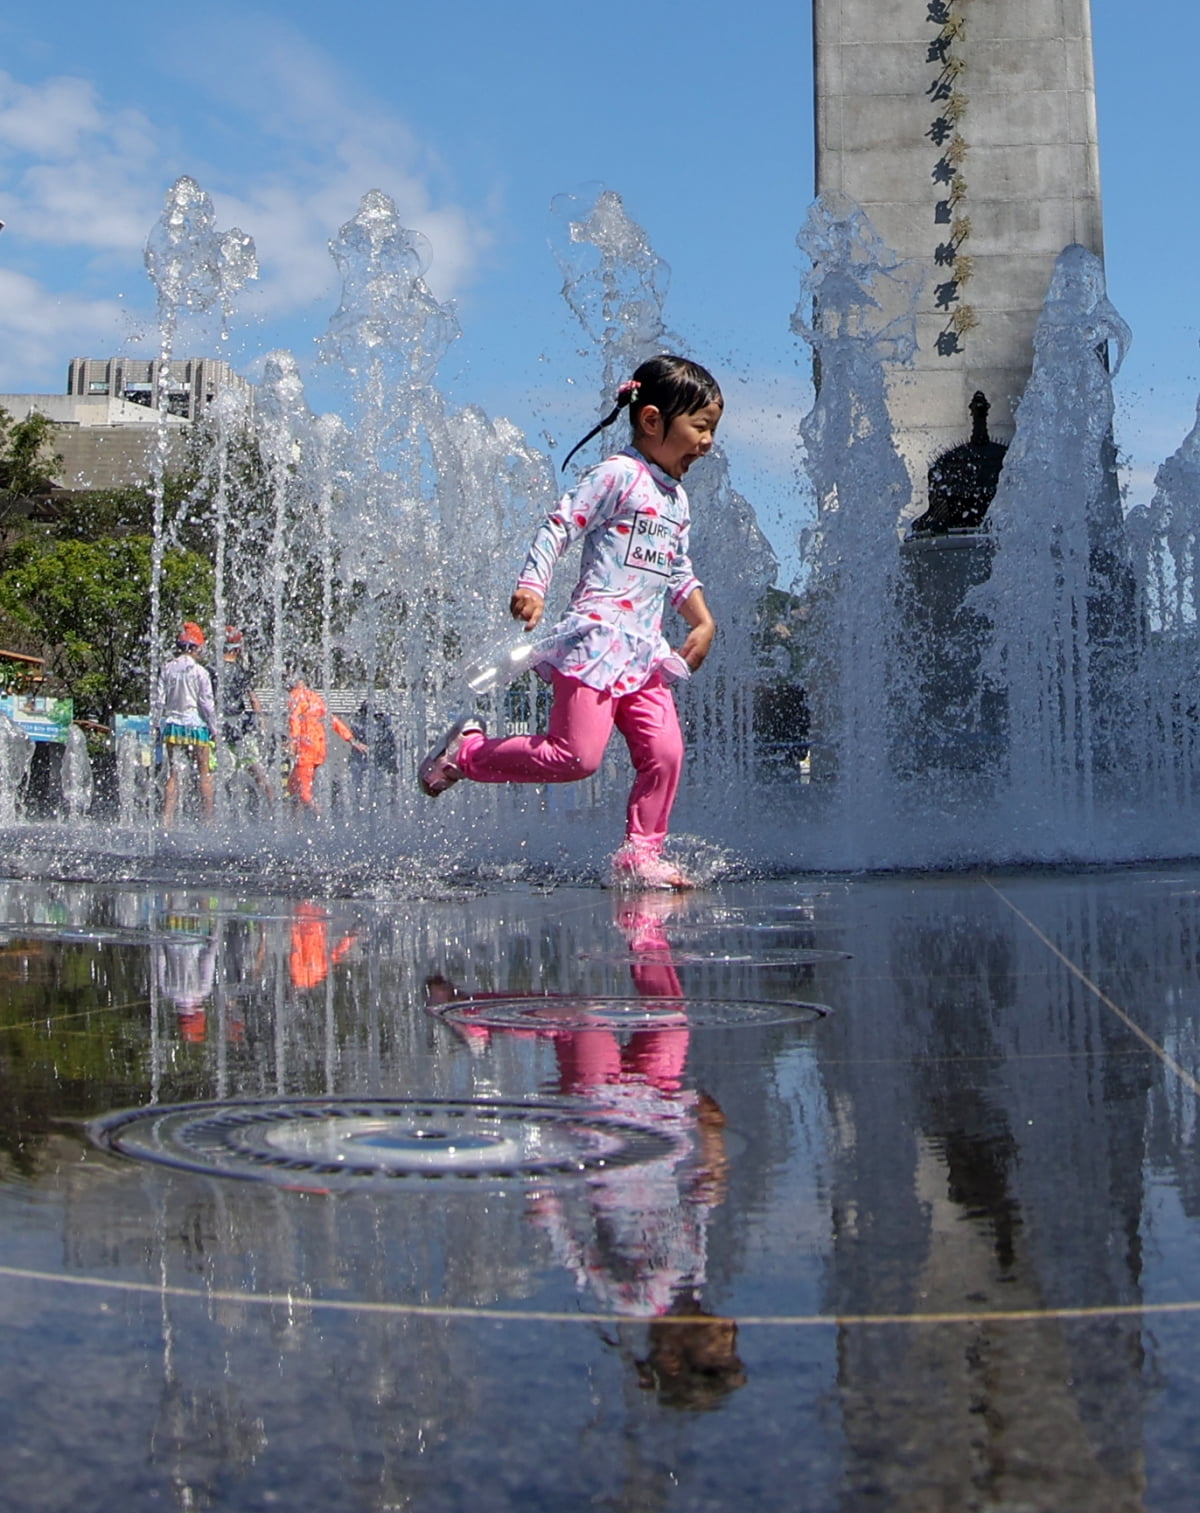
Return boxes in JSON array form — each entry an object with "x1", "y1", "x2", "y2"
[
  {"x1": 819, "y1": 875, "x2": 1152, "y2": 1507},
  {"x1": 7, "y1": 869, "x2": 1169, "y2": 1505}
]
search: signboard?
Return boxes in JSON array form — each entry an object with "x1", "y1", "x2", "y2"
[
  {"x1": 113, "y1": 714, "x2": 154, "y2": 767},
  {"x1": 113, "y1": 714, "x2": 152, "y2": 747},
  {"x1": 0, "y1": 694, "x2": 72, "y2": 744}
]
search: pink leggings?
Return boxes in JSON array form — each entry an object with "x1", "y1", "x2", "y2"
[
  {"x1": 554, "y1": 1026, "x2": 690, "y2": 1096},
  {"x1": 458, "y1": 670, "x2": 683, "y2": 853}
]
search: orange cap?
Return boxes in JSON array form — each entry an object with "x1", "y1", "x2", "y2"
[{"x1": 179, "y1": 621, "x2": 205, "y2": 649}]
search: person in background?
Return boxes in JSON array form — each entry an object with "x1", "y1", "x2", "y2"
[
  {"x1": 219, "y1": 627, "x2": 274, "y2": 810},
  {"x1": 348, "y1": 698, "x2": 398, "y2": 809},
  {"x1": 286, "y1": 674, "x2": 328, "y2": 814},
  {"x1": 155, "y1": 622, "x2": 219, "y2": 828}
]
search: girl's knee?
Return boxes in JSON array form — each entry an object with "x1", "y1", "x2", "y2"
[
  {"x1": 559, "y1": 750, "x2": 603, "y2": 781},
  {"x1": 635, "y1": 737, "x2": 683, "y2": 781}
]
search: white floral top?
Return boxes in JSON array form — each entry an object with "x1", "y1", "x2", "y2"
[{"x1": 517, "y1": 448, "x2": 701, "y2": 695}]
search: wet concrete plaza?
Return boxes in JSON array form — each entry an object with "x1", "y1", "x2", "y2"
[{"x1": 4, "y1": 862, "x2": 1200, "y2": 1510}]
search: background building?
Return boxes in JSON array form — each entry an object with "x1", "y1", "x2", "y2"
[
  {"x1": 813, "y1": 0, "x2": 1103, "y2": 508},
  {"x1": 66, "y1": 357, "x2": 251, "y2": 424},
  {"x1": 0, "y1": 357, "x2": 254, "y2": 492}
]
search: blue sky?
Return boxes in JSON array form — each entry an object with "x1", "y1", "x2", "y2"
[{"x1": 1, "y1": 1, "x2": 1197, "y2": 576}]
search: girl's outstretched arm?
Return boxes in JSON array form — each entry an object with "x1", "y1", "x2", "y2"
[{"x1": 677, "y1": 588, "x2": 716, "y2": 671}]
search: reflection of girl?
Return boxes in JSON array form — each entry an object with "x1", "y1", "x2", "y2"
[
  {"x1": 427, "y1": 894, "x2": 741, "y2": 1367},
  {"x1": 635, "y1": 1287, "x2": 747, "y2": 1411},
  {"x1": 527, "y1": 1087, "x2": 728, "y2": 1320}
]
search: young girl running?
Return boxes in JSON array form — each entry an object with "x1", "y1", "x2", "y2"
[{"x1": 419, "y1": 354, "x2": 721, "y2": 889}]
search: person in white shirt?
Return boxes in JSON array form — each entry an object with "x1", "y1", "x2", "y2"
[{"x1": 154, "y1": 621, "x2": 219, "y2": 827}]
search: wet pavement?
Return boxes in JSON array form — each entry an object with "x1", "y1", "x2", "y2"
[{"x1": 3, "y1": 864, "x2": 1200, "y2": 1510}]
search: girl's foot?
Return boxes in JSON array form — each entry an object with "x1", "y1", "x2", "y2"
[
  {"x1": 610, "y1": 844, "x2": 693, "y2": 891},
  {"x1": 418, "y1": 720, "x2": 485, "y2": 797}
]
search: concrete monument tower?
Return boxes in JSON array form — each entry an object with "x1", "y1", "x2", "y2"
[{"x1": 813, "y1": 0, "x2": 1104, "y2": 505}]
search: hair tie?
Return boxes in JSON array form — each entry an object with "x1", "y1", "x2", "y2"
[{"x1": 617, "y1": 380, "x2": 640, "y2": 403}]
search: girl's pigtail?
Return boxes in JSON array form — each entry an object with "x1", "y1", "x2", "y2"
[{"x1": 560, "y1": 380, "x2": 641, "y2": 473}]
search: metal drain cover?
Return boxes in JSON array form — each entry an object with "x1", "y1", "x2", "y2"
[
  {"x1": 438, "y1": 995, "x2": 829, "y2": 1032},
  {"x1": 91, "y1": 1097, "x2": 686, "y2": 1187}
]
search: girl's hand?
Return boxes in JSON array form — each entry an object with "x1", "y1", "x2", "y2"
[
  {"x1": 677, "y1": 586, "x2": 716, "y2": 670},
  {"x1": 510, "y1": 588, "x2": 545, "y2": 629},
  {"x1": 679, "y1": 619, "x2": 716, "y2": 671}
]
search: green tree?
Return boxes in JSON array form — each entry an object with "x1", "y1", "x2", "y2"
[
  {"x1": 0, "y1": 535, "x2": 213, "y2": 723},
  {"x1": 48, "y1": 484, "x2": 155, "y2": 541},
  {"x1": 0, "y1": 407, "x2": 63, "y2": 532},
  {"x1": 46, "y1": 467, "x2": 214, "y2": 557}
]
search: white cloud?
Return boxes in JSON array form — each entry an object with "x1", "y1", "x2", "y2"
[
  {"x1": 0, "y1": 72, "x2": 162, "y2": 251},
  {"x1": 0, "y1": 27, "x2": 486, "y2": 386},
  {"x1": 156, "y1": 18, "x2": 485, "y2": 314},
  {"x1": 0, "y1": 73, "x2": 106, "y2": 158},
  {"x1": 0, "y1": 269, "x2": 124, "y2": 388}
]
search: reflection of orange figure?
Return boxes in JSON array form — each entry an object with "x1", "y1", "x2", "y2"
[
  {"x1": 289, "y1": 902, "x2": 357, "y2": 990},
  {"x1": 286, "y1": 679, "x2": 327, "y2": 809}
]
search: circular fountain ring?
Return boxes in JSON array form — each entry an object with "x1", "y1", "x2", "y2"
[
  {"x1": 91, "y1": 1097, "x2": 685, "y2": 1187},
  {"x1": 439, "y1": 994, "x2": 830, "y2": 1032}
]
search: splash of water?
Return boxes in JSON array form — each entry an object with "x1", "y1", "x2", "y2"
[
  {"x1": 20, "y1": 171, "x2": 1200, "y2": 877},
  {"x1": 61, "y1": 723, "x2": 94, "y2": 819},
  {"x1": 142, "y1": 179, "x2": 257, "y2": 790},
  {"x1": 791, "y1": 194, "x2": 921, "y2": 850},
  {"x1": 967, "y1": 245, "x2": 1136, "y2": 853},
  {"x1": 0, "y1": 713, "x2": 33, "y2": 825},
  {"x1": 318, "y1": 193, "x2": 556, "y2": 786}
]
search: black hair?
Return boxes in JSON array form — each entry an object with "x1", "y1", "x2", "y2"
[{"x1": 560, "y1": 354, "x2": 723, "y2": 472}]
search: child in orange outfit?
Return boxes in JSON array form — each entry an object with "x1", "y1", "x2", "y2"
[{"x1": 286, "y1": 676, "x2": 327, "y2": 809}]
